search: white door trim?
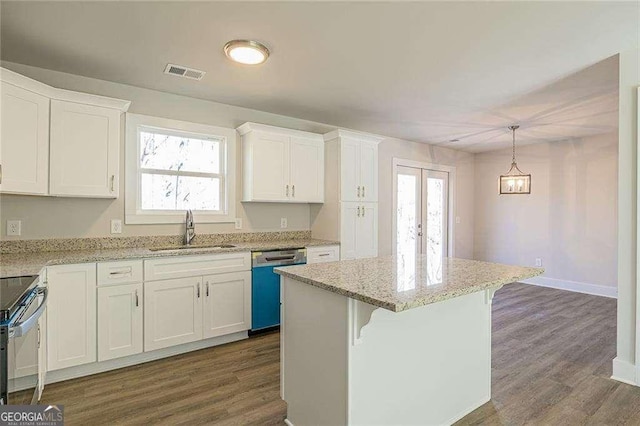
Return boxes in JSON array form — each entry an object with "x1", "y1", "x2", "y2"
[{"x1": 392, "y1": 158, "x2": 456, "y2": 257}]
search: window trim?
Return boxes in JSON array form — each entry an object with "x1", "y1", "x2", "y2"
[{"x1": 125, "y1": 113, "x2": 236, "y2": 224}]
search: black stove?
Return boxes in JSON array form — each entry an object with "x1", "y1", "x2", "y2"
[{"x1": 0, "y1": 275, "x2": 39, "y2": 323}]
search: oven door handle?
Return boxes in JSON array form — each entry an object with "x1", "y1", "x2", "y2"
[{"x1": 10, "y1": 288, "x2": 48, "y2": 338}]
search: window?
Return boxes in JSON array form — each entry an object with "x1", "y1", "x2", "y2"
[{"x1": 125, "y1": 114, "x2": 236, "y2": 224}]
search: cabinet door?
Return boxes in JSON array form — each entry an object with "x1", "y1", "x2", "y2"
[
  {"x1": 245, "y1": 132, "x2": 289, "y2": 201},
  {"x1": 144, "y1": 277, "x2": 203, "y2": 351},
  {"x1": 340, "y1": 203, "x2": 360, "y2": 260},
  {"x1": 203, "y1": 271, "x2": 251, "y2": 339},
  {"x1": 47, "y1": 264, "x2": 97, "y2": 371},
  {"x1": 0, "y1": 82, "x2": 49, "y2": 195},
  {"x1": 340, "y1": 139, "x2": 360, "y2": 202},
  {"x1": 49, "y1": 100, "x2": 120, "y2": 198},
  {"x1": 359, "y1": 142, "x2": 378, "y2": 202},
  {"x1": 98, "y1": 283, "x2": 143, "y2": 361},
  {"x1": 289, "y1": 137, "x2": 324, "y2": 202},
  {"x1": 357, "y1": 203, "x2": 379, "y2": 259}
]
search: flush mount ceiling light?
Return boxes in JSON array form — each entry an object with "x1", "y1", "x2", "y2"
[
  {"x1": 499, "y1": 125, "x2": 531, "y2": 195},
  {"x1": 224, "y1": 40, "x2": 270, "y2": 65}
]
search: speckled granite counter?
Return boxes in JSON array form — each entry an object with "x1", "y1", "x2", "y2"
[
  {"x1": 275, "y1": 256, "x2": 542, "y2": 312},
  {"x1": 0, "y1": 238, "x2": 339, "y2": 278}
]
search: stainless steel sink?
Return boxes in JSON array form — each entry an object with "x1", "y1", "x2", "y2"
[{"x1": 149, "y1": 244, "x2": 236, "y2": 252}]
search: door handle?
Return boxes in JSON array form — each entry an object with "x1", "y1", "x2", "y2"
[
  {"x1": 362, "y1": 186, "x2": 365, "y2": 198},
  {"x1": 357, "y1": 206, "x2": 361, "y2": 217},
  {"x1": 292, "y1": 185, "x2": 295, "y2": 197},
  {"x1": 110, "y1": 175, "x2": 115, "y2": 192},
  {"x1": 197, "y1": 283, "x2": 201, "y2": 298},
  {"x1": 206, "y1": 282, "x2": 209, "y2": 297},
  {"x1": 362, "y1": 206, "x2": 365, "y2": 217},
  {"x1": 135, "y1": 289, "x2": 139, "y2": 307},
  {"x1": 357, "y1": 186, "x2": 360, "y2": 198},
  {"x1": 286, "y1": 185, "x2": 289, "y2": 197}
]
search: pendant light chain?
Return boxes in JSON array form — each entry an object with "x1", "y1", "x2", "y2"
[{"x1": 510, "y1": 125, "x2": 519, "y2": 166}]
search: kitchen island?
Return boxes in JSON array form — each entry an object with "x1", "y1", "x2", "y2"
[{"x1": 275, "y1": 256, "x2": 542, "y2": 426}]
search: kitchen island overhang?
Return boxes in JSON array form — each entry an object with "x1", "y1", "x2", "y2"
[{"x1": 275, "y1": 256, "x2": 542, "y2": 426}]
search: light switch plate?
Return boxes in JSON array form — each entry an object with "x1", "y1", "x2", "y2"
[
  {"x1": 234, "y1": 218, "x2": 242, "y2": 230},
  {"x1": 6, "y1": 220, "x2": 21, "y2": 236},
  {"x1": 280, "y1": 217, "x2": 288, "y2": 229},
  {"x1": 535, "y1": 258, "x2": 542, "y2": 267},
  {"x1": 111, "y1": 219, "x2": 122, "y2": 234}
]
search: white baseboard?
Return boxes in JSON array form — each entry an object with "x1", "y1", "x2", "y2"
[
  {"x1": 444, "y1": 395, "x2": 491, "y2": 425},
  {"x1": 45, "y1": 331, "x2": 248, "y2": 385},
  {"x1": 284, "y1": 419, "x2": 295, "y2": 426},
  {"x1": 521, "y1": 276, "x2": 617, "y2": 299},
  {"x1": 612, "y1": 357, "x2": 637, "y2": 386}
]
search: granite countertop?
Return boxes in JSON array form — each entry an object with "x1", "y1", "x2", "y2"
[
  {"x1": 0, "y1": 238, "x2": 339, "y2": 278},
  {"x1": 275, "y1": 255, "x2": 543, "y2": 312}
]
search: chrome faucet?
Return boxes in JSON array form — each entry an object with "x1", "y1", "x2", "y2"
[{"x1": 185, "y1": 210, "x2": 195, "y2": 246}]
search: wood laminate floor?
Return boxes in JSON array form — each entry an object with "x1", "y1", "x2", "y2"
[{"x1": 40, "y1": 283, "x2": 640, "y2": 425}]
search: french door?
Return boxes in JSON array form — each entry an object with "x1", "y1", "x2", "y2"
[{"x1": 396, "y1": 166, "x2": 449, "y2": 283}]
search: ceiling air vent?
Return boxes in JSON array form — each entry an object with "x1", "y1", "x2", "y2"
[{"x1": 163, "y1": 63, "x2": 206, "y2": 81}]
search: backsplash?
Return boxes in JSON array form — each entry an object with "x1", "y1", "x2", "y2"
[{"x1": 0, "y1": 230, "x2": 312, "y2": 254}]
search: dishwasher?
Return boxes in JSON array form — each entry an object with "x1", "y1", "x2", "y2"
[{"x1": 251, "y1": 248, "x2": 307, "y2": 332}]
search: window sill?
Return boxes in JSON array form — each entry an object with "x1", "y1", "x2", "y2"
[{"x1": 125, "y1": 212, "x2": 235, "y2": 225}]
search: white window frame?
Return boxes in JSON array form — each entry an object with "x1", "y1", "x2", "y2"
[{"x1": 125, "y1": 113, "x2": 236, "y2": 224}]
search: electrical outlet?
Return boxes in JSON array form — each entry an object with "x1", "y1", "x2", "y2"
[
  {"x1": 535, "y1": 258, "x2": 542, "y2": 267},
  {"x1": 455, "y1": 216, "x2": 461, "y2": 224},
  {"x1": 234, "y1": 218, "x2": 243, "y2": 230},
  {"x1": 111, "y1": 219, "x2": 122, "y2": 234},
  {"x1": 6, "y1": 220, "x2": 21, "y2": 236},
  {"x1": 280, "y1": 217, "x2": 288, "y2": 229}
]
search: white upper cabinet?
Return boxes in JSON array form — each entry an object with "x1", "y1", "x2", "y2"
[
  {"x1": 239, "y1": 122, "x2": 324, "y2": 203},
  {"x1": 0, "y1": 67, "x2": 130, "y2": 198},
  {"x1": 324, "y1": 130, "x2": 383, "y2": 203},
  {"x1": 49, "y1": 100, "x2": 121, "y2": 198},
  {"x1": 0, "y1": 80, "x2": 50, "y2": 195}
]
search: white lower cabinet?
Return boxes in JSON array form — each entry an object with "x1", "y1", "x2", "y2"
[
  {"x1": 341, "y1": 202, "x2": 378, "y2": 260},
  {"x1": 97, "y1": 283, "x2": 143, "y2": 361},
  {"x1": 47, "y1": 263, "x2": 97, "y2": 371},
  {"x1": 144, "y1": 277, "x2": 203, "y2": 352},
  {"x1": 203, "y1": 271, "x2": 251, "y2": 339}
]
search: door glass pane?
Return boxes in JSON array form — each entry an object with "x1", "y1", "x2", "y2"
[
  {"x1": 397, "y1": 173, "x2": 418, "y2": 290},
  {"x1": 426, "y1": 177, "x2": 445, "y2": 283}
]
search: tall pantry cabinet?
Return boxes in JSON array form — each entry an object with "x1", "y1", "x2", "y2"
[{"x1": 311, "y1": 130, "x2": 384, "y2": 260}]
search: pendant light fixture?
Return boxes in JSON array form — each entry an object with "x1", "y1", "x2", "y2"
[{"x1": 499, "y1": 125, "x2": 531, "y2": 194}]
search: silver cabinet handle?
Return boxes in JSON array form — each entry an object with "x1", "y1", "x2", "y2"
[
  {"x1": 362, "y1": 206, "x2": 365, "y2": 217},
  {"x1": 206, "y1": 281, "x2": 210, "y2": 297},
  {"x1": 109, "y1": 268, "x2": 132, "y2": 276},
  {"x1": 357, "y1": 186, "x2": 360, "y2": 198},
  {"x1": 318, "y1": 253, "x2": 330, "y2": 257},
  {"x1": 197, "y1": 283, "x2": 201, "y2": 298},
  {"x1": 292, "y1": 185, "x2": 295, "y2": 197},
  {"x1": 362, "y1": 186, "x2": 365, "y2": 198},
  {"x1": 135, "y1": 289, "x2": 139, "y2": 307},
  {"x1": 286, "y1": 184, "x2": 289, "y2": 197},
  {"x1": 357, "y1": 206, "x2": 361, "y2": 217},
  {"x1": 110, "y1": 175, "x2": 115, "y2": 192}
]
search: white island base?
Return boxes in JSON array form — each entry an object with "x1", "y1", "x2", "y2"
[{"x1": 281, "y1": 277, "x2": 499, "y2": 426}]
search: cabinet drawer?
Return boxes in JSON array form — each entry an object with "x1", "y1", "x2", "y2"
[
  {"x1": 97, "y1": 260, "x2": 143, "y2": 286},
  {"x1": 307, "y1": 245, "x2": 340, "y2": 264},
  {"x1": 144, "y1": 252, "x2": 251, "y2": 281}
]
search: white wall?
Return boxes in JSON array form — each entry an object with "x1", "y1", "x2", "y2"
[
  {"x1": 613, "y1": 47, "x2": 638, "y2": 385},
  {"x1": 474, "y1": 133, "x2": 618, "y2": 291},
  {"x1": 377, "y1": 139, "x2": 475, "y2": 258},
  {"x1": 0, "y1": 61, "x2": 336, "y2": 239}
]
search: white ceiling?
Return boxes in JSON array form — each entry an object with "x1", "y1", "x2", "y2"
[{"x1": 1, "y1": 1, "x2": 636, "y2": 152}]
